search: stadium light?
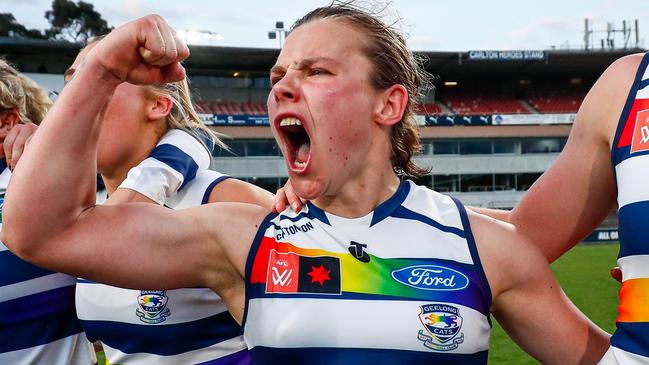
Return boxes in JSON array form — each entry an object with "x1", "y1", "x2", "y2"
[
  {"x1": 444, "y1": 81, "x2": 458, "y2": 86},
  {"x1": 268, "y1": 21, "x2": 287, "y2": 48}
]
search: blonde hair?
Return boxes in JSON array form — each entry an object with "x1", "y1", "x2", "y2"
[
  {"x1": 145, "y1": 80, "x2": 226, "y2": 150},
  {"x1": 0, "y1": 59, "x2": 52, "y2": 125}
]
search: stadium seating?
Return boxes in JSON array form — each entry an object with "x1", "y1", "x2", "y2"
[
  {"x1": 196, "y1": 101, "x2": 268, "y2": 115},
  {"x1": 527, "y1": 92, "x2": 585, "y2": 113}
]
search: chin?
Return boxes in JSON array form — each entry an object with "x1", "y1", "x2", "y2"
[{"x1": 290, "y1": 176, "x2": 324, "y2": 201}]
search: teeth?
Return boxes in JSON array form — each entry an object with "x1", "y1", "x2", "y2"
[
  {"x1": 294, "y1": 160, "x2": 306, "y2": 168},
  {"x1": 280, "y1": 117, "x2": 302, "y2": 126}
]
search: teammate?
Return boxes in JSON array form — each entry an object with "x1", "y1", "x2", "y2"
[
  {"x1": 67, "y1": 40, "x2": 273, "y2": 364},
  {"x1": 0, "y1": 59, "x2": 95, "y2": 364},
  {"x1": 469, "y1": 50, "x2": 649, "y2": 364},
  {"x1": 3, "y1": 5, "x2": 610, "y2": 365}
]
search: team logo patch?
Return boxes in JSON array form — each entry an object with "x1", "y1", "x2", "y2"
[
  {"x1": 266, "y1": 250, "x2": 342, "y2": 295},
  {"x1": 136, "y1": 290, "x2": 171, "y2": 324},
  {"x1": 392, "y1": 265, "x2": 469, "y2": 291},
  {"x1": 417, "y1": 303, "x2": 464, "y2": 351},
  {"x1": 631, "y1": 109, "x2": 649, "y2": 153},
  {"x1": 348, "y1": 241, "x2": 370, "y2": 263}
]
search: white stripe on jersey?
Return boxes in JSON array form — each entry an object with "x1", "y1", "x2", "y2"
[
  {"x1": 402, "y1": 188, "x2": 464, "y2": 231},
  {"x1": 75, "y1": 283, "x2": 227, "y2": 325},
  {"x1": 599, "y1": 345, "x2": 649, "y2": 365},
  {"x1": 159, "y1": 129, "x2": 212, "y2": 170},
  {"x1": 618, "y1": 255, "x2": 649, "y2": 281},
  {"x1": 0, "y1": 333, "x2": 95, "y2": 365},
  {"x1": 101, "y1": 336, "x2": 246, "y2": 365},
  {"x1": 165, "y1": 171, "x2": 227, "y2": 208},
  {"x1": 615, "y1": 153, "x2": 649, "y2": 208},
  {"x1": 0, "y1": 272, "x2": 76, "y2": 302},
  {"x1": 119, "y1": 157, "x2": 185, "y2": 205},
  {"x1": 637, "y1": 89, "x2": 649, "y2": 99},
  {"x1": 245, "y1": 298, "x2": 490, "y2": 354}
]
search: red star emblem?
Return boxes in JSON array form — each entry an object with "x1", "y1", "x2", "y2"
[{"x1": 307, "y1": 265, "x2": 331, "y2": 286}]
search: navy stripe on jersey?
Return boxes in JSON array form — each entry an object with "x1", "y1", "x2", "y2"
[
  {"x1": 250, "y1": 346, "x2": 488, "y2": 365},
  {"x1": 611, "y1": 52, "x2": 649, "y2": 168},
  {"x1": 452, "y1": 197, "x2": 493, "y2": 316},
  {"x1": 201, "y1": 176, "x2": 231, "y2": 204},
  {"x1": 0, "y1": 159, "x2": 6, "y2": 172},
  {"x1": 640, "y1": 78, "x2": 649, "y2": 90},
  {"x1": 618, "y1": 201, "x2": 649, "y2": 257},
  {"x1": 149, "y1": 144, "x2": 199, "y2": 190},
  {"x1": 370, "y1": 180, "x2": 409, "y2": 226},
  {"x1": 305, "y1": 202, "x2": 330, "y2": 225},
  {"x1": 0, "y1": 285, "x2": 76, "y2": 324},
  {"x1": 242, "y1": 212, "x2": 279, "y2": 331},
  {"x1": 195, "y1": 349, "x2": 251, "y2": 365},
  {"x1": 611, "y1": 322, "x2": 649, "y2": 358},
  {"x1": 0, "y1": 251, "x2": 55, "y2": 286},
  {"x1": 80, "y1": 311, "x2": 241, "y2": 356},
  {"x1": 0, "y1": 296, "x2": 82, "y2": 353},
  {"x1": 279, "y1": 212, "x2": 310, "y2": 223},
  {"x1": 389, "y1": 206, "x2": 465, "y2": 239}
]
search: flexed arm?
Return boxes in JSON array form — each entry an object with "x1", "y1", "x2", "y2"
[{"x1": 0, "y1": 17, "x2": 267, "y2": 315}]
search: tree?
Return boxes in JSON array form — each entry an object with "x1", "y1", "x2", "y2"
[
  {"x1": 45, "y1": 0, "x2": 112, "y2": 43},
  {"x1": 0, "y1": 13, "x2": 47, "y2": 39}
]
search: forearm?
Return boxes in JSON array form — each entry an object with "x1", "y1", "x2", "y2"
[{"x1": 3, "y1": 57, "x2": 120, "y2": 253}]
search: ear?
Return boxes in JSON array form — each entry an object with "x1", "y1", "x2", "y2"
[
  {"x1": 373, "y1": 84, "x2": 408, "y2": 126},
  {"x1": 0, "y1": 109, "x2": 20, "y2": 135},
  {"x1": 145, "y1": 95, "x2": 173, "y2": 121}
]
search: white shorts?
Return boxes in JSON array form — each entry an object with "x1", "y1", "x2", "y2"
[{"x1": 598, "y1": 346, "x2": 649, "y2": 365}]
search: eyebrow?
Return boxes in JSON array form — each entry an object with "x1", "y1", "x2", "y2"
[{"x1": 270, "y1": 57, "x2": 337, "y2": 74}]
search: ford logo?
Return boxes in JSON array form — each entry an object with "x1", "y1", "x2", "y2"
[{"x1": 391, "y1": 265, "x2": 469, "y2": 291}]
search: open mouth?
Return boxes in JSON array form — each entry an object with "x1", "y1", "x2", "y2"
[{"x1": 278, "y1": 117, "x2": 311, "y2": 172}]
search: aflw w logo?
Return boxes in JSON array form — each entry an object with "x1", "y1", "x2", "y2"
[
  {"x1": 271, "y1": 267, "x2": 293, "y2": 286},
  {"x1": 631, "y1": 109, "x2": 649, "y2": 153}
]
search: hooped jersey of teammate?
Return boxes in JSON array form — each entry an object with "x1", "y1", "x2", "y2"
[
  {"x1": 0, "y1": 161, "x2": 95, "y2": 364},
  {"x1": 609, "y1": 51, "x2": 649, "y2": 364},
  {"x1": 244, "y1": 180, "x2": 492, "y2": 364},
  {"x1": 76, "y1": 170, "x2": 251, "y2": 365}
]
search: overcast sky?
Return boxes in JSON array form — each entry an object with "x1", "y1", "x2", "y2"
[{"x1": 2, "y1": 0, "x2": 647, "y2": 51}]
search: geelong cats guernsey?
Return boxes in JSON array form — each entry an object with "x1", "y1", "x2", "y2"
[
  {"x1": 244, "y1": 180, "x2": 492, "y2": 364},
  {"x1": 0, "y1": 161, "x2": 94, "y2": 364},
  {"x1": 608, "y1": 51, "x2": 649, "y2": 364},
  {"x1": 76, "y1": 170, "x2": 250, "y2": 365}
]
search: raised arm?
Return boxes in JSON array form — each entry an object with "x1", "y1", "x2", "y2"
[
  {"x1": 1, "y1": 16, "x2": 267, "y2": 320},
  {"x1": 469, "y1": 211, "x2": 610, "y2": 364},
  {"x1": 475, "y1": 54, "x2": 642, "y2": 262}
]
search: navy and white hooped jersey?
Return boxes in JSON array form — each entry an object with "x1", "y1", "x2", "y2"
[
  {"x1": 0, "y1": 162, "x2": 95, "y2": 364},
  {"x1": 607, "y1": 51, "x2": 649, "y2": 364},
  {"x1": 244, "y1": 180, "x2": 492, "y2": 364},
  {"x1": 77, "y1": 169, "x2": 251, "y2": 365}
]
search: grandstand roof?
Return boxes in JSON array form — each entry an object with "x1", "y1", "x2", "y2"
[{"x1": 0, "y1": 36, "x2": 644, "y2": 79}]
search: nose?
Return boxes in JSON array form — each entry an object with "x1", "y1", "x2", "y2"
[{"x1": 271, "y1": 72, "x2": 299, "y2": 104}]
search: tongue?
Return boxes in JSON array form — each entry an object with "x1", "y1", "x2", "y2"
[{"x1": 296, "y1": 142, "x2": 310, "y2": 163}]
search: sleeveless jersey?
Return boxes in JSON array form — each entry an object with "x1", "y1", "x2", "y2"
[
  {"x1": 0, "y1": 162, "x2": 95, "y2": 364},
  {"x1": 76, "y1": 170, "x2": 251, "y2": 365},
  {"x1": 244, "y1": 180, "x2": 492, "y2": 364},
  {"x1": 609, "y1": 51, "x2": 649, "y2": 364}
]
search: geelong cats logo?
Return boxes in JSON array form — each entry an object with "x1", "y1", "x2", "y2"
[{"x1": 136, "y1": 290, "x2": 171, "y2": 324}]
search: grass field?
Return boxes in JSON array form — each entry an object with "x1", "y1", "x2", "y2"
[
  {"x1": 488, "y1": 243, "x2": 620, "y2": 364},
  {"x1": 96, "y1": 243, "x2": 620, "y2": 365}
]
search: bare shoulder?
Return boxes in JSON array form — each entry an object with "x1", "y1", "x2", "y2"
[
  {"x1": 578, "y1": 52, "x2": 645, "y2": 142},
  {"x1": 466, "y1": 209, "x2": 549, "y2": 298},
  {"x1": 208, "y1": 178, "x2": 275, "y2": 210}
]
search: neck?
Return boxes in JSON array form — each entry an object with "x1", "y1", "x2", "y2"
[{"x1": 313, "y1": 142, "x2": 401, "y2": 218}]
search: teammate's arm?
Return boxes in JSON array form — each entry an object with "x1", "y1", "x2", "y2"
[
  {"x1": 469, "y1": 211, "x2": 610, "y2": 364},
  {"x1": 473, "y1": 55, "x2": 642, "y2": 262}
]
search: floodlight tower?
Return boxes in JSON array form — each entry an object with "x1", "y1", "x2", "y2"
[{"x1": 268, "y1": 21, "x2": 287, "y2": 48}]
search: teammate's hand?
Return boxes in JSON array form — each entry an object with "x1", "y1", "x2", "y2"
[
  {"x1": 4, "y1": 122, "x2": 37, "y2": 170},
  {"x1": 610, "y1": 266, "x2": 622, "y2": 283},
  {"x1": 273, "y1": 179, "x2": 306, "y2": 212},
  {"x1": 91, "y1": 14, "x2": 189, "y2": 86}
]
